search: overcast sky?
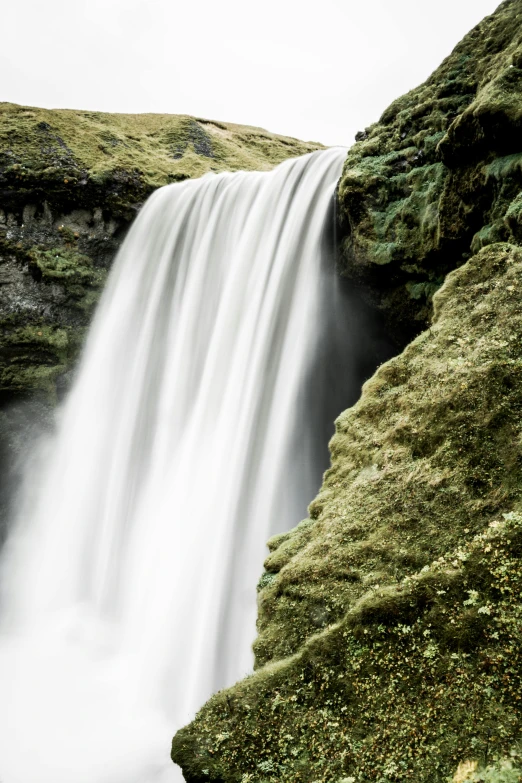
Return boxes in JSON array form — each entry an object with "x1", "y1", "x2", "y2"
[{"x1": 2, "y1": 0, "x2": 501, "y2": 146}]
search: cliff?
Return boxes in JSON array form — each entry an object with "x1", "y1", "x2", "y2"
[
  {"x1": 0, "y1": 103, "x2": 322, "y2": 405},
  {"x1": 337, "y1": 0, "x2": 522, "y2": 345},
  {"x1": 171, "y1": 2, "x2": 522, "y2": 781}
]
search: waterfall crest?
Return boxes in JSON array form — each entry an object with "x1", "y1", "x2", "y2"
[{"x1": 0, "y1": 147, "x2": 347, "y2": 783}]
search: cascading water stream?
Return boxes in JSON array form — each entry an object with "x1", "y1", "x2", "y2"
[{"x1": 0, "y1": 147, "x2": 354, "y2": 783}]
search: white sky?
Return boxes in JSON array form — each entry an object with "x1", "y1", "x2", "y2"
[{"x1": 1, "y1": 0, "x2": 501, "y2": 146}]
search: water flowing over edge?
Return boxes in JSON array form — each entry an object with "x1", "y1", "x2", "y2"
[{"x1": 0, "y1": 147, "x2": 348, "y2": 783}]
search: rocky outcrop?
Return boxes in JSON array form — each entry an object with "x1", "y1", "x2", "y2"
[
  {"x1": 337, "y1": 0, "x2": 522, "y2": 345},
  {"x1": 173, "y1": 242, "x2": 522, "y2": 783},
  {"x1": 171, "y1": 2, "x2": 522, "y2": 780}
]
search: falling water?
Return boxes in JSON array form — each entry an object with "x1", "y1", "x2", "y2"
[{"x1": 0, "y1": 148, "x2": 353, "y2": 783}]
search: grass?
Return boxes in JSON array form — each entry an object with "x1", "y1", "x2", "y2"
[{"x1": 0, "y1": 102, "x2": 324, "y2": 190}]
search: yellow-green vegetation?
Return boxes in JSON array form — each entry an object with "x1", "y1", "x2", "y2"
[
  {"x1": 172, "y1": 243, "x2": 522, "y2": 781},
  {"x1": 254, "y1": 243, "x2": 522, "y2": 667},
  {"x1": 0, "y1": 102, "x2": 322, "y2": 215},
  {"x1": 454, "y1": 752, "x2": 522, "y2": 783},
  {"x1": 0, "y1": 324, "x2": 77, "y2": 401},
  {"x1": 28, "y1": 244, "x2": 107, "y2": 312},
  {"x1": 337, "y1": 0, "x2": 522, "y2": 344}
]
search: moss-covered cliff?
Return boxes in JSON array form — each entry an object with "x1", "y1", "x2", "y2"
[
  {"x1": 0, "y1": 103, "x2": 323, "y2": 219},
  {"x1": 173, "y1": 242, "x2": 522, "y2": 783},
  {"x1": 172, "y1": 2, "x2": 522, "y2": 781},
  {"x1": 337, "y1": 0, "x2": 522, "y2": 345},
  {"x1": 0, "y1": 103, "x2": 322, "y2": 403}
]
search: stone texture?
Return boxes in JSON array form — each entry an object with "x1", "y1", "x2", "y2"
[{"x1": 337, "y1": 0, "x2": 522, "y2": 345}]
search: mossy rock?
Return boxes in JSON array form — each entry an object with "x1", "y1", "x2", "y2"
[
  {"x1": 337, "y1": 0, "x2": 522, "y2": 346},
  {"x1": 172, "y1": 242, "x2": 522, "y2": 782},
  {"x1": 0, "y1": 103, "x2": 323, "y2": 220},
  {"x1": 0, "y1": 235, "x2": 104, "y2": 404}
]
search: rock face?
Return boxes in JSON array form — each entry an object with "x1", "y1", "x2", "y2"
[
  {"x1": 173, "y1": 243, "x2": 522, "y2": 782},
  {"x1": 172, "y1": 2, "x2": 522, "y2": 781},
  {"x1": 0, "y1": 105, "x2": 323, "y2": 533},
  {"x1": 337, "y1": 0, "x2": 522, "y2": 345}
]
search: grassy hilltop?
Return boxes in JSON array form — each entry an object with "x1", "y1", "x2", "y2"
[{"x1": 0, "y1": 103, "x2": 323, "y2": 213}]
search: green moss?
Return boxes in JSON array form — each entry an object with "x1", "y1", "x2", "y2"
[
  {"x1": 504, "y1": 191, "x2": 522, "y2": 243},
  {"x1": 471, "y1": 223, "x2": 507, "y2": 254},
  {"x1": 0, "y1": 102, "x2": 323, "y2": 199},
  {"x1": 0, "y1": 323, "x2": 78, "y2": 401},
  {"x1": 467, "y1": 752, "x2": 522, "y2": 783},
  {"x1": 405, "y1": 280, "x2": 442, "y2": 301},
  {"x1": 28, "y1": 246, "x2": 107, "y2": 308},
  {"x1": 337, "y1": 0, "x2": 522, "y2": 344},
  {"x1": 0, "y1": 236, "x2": 104, "y2": 401},
  {"x1": 486, "y1": 153, "x2": 522, "y2": 181},
  {"x1": 172, "y1": 242, "x2": 522, "y2": 782},
  {"x1": 174, "y1": 512, "x2": 522, "y2": 783}
]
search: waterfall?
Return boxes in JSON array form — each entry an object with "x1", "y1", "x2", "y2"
[{"x1": 0, "y1": 147, "x2": 349, "y2": 783}]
